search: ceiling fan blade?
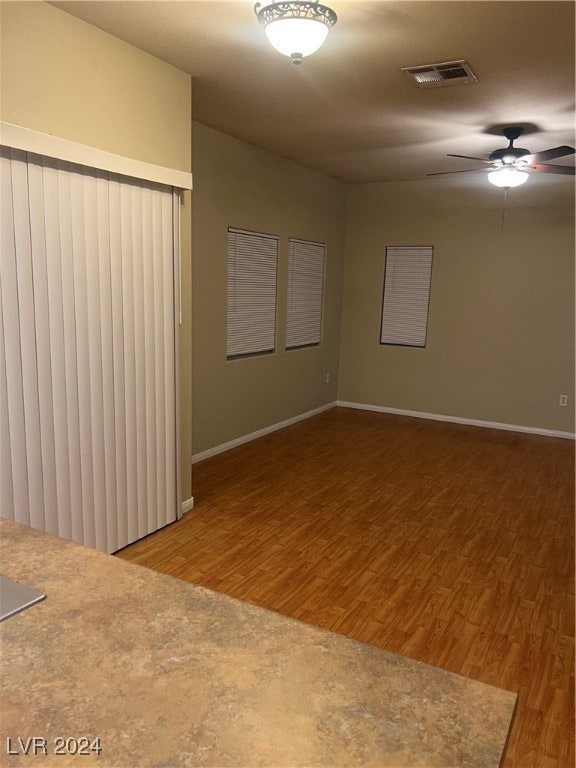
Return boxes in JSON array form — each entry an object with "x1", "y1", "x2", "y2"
[
  {"x1": 527, "y1": 146, "x2": 575, "y2": 163},
  {"x1": 427, "y1": 168, "x2": 487, "y2": 176},
  {"x1": 528, "y1": 163, "x2": 575, "y2": 175},
  {"x1": 447, "y1": 153, "x2": 492, "y2": 164}
]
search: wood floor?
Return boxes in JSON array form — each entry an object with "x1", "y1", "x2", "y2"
[{"x1": 117, "y1": 407, "x2": 575, "y2": 768}]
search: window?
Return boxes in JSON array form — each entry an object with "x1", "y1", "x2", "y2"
[
  {"x1": 286, "y1": 238, "x2": 325, "y2": 349},
  {"x1": 380, "y1": 246, "x2": 433, "y2": 348},
  {"x1": 227, "y1": 228, "x2": 278, "y2": 358}
]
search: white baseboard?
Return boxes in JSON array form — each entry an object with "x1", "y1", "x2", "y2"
[
  {"x1": 192, "y1": 402, "x2": 337, "y2": 464},
  {"x1": 181, "y1": 497, "x2": 194, "y2": 515},
  {"x1": 337, "y1": 401, "x2": 575, "y2": 440}
]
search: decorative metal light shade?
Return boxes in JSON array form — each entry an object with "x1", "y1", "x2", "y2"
[
  {"x1": 254, "y1": 1, "x2": 337, "y2": 65},
  {"x1": 487, "y1": 166, "x2": 529, "y2": 189}
]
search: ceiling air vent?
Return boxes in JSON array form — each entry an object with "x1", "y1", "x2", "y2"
[{"x1": 401, "y1": 60, "x2": 478, "y2": 88}]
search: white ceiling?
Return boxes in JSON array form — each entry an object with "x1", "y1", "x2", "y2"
[{"x1": 51, "y1": 0, "x2": 575, "y2": 184}]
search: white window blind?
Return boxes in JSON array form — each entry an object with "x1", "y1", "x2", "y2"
[
  {"x1": 0, "y1": 146, "x2": 179, "y2": 553},
  {"x1": 380, "y1": 246, "x2": 433, "y2": 347},
  {"x1": 286, "y1": 238, "x2": 325, "y2": 350},
  {"x1": 227, "y1": 228, "x2": 278, "y2": 358}
]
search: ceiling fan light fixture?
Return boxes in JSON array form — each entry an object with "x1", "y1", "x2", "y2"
[
  {"x1": 430, "y1": 127, "x2": 575, "y2": 184},
  {"x1": 255, "y1": 1, "x2": 337, "y2": 64},
  {"x1": 488, "y1": 166, "x2": 529, "y2": 189}
]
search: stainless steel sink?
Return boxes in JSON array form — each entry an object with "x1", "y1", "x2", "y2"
[{"x1": 0, "y1": 575, "x2": 46, "y2": 622}]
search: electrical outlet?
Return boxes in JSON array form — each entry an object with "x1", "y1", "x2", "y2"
[
  {"x1": 559, "y1": 394, "x2": 568, "y2": 407},
  {"x1": 325, "y1": 373, "x2": 331, "y2": 384}
]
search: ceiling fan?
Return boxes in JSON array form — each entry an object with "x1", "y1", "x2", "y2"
[{"x1": 429, "y1": 127, "x2": 575, "y2": 187}]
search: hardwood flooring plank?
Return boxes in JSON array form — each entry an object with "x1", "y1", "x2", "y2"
[{"x1": 117, "y1": 408, "x2": 574, "y2": 768}]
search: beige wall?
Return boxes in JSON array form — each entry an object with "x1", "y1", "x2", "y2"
[
  {"x1": 2, "y1": 3, "x2": 572, "y2": 492},
  {"x1": 339, "y1": 178, "x2": 575, "y2": 433},
  {"x1": 1, "y1": 1, "x2": 194, "y2": 502},
  {"x1": 0, "y1": 2, "x2": 190, "y2": 171},
  {"x1": 191, "y1": 122, "x2": 347, "y2": 455}
]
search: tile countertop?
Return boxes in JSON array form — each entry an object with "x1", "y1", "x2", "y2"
[{"x1": 0, "y1": 519, "x2": 517, "y2": 768}]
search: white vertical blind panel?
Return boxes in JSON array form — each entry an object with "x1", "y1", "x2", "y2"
[
  {"x1": 0, "y1": 172, "x2": 17, "y2": 521},
  {"x1": 12, "y1": 154, "x2": 44, "y2": 526},
  {"x1": 57, "y1": 161, "x2": 85, "y2": 544},
  {"x1": 0, "y1": 150, "x2": 29, "y2": 526},
  {"x1": 96, "y1": 172, "x2": 118, "y2": 553},
  {"x1": 152, "y1": 189, "x2": 165, "y2": 532},
  {"x1": 27, "y1": 159, "x2": 59, "y2": 535},
  {"x1": 120, "y1": 181, "x2": 139, "y2": 546},
  {"x1": 0, "y1": 159, "x2": 12, "y2": 520},
  {"x1": 84, "y1": 169, "x2": 107, "y2": 550},
  {"x1": 71, "y1": 168, "x2": 97, "y2": 547},
  {"x1": 131, "y1": 184, "x2": 148, "y2": 540},
  {"x1": 13, "y1": 154, "x2": 46, "y2": 531},
  {"x1": 0, "y1": 147, "x2": 178, "y2": 553},
  {"x1": 142, "y1": 186, "x2": 157, "y2": 534},
  {"x1": 42, "y1": 159, "x2": 74, "y2": 542},
  {"x1": 380, "y1": 246, "x2": 433, "y2": 347},
  {"x1": 286, "y1": 239, "x2": 325, "y2": 349},
  {"x1": 164, "y1": 192, "x2": 177, "y2": 518},
  {"x1": 0, "y1": 285, "x2": 15, "y2": 521},
  {"x1": 227, "y1": 229, "x2": 278, "y2": 358},
  {"x1": 109, "y1": 176, "x2": 128, "y2": 549}
]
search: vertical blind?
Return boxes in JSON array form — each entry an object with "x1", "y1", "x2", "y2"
[
  {"x1": 380, "y1": 245, "x2": 433, "y2": 348},
  {"x1": 0, "y1": 147, "x2": 179, "y2": 553},
  {"x1": 286, "y1": 238, "x2": 325, "y2": 349},
  {"x1": 226, "y1": 228, "x2": 278, "y2": 358}
]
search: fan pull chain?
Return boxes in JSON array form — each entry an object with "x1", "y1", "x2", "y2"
[{"x1": 500, "y1": 187, "x2": 508, "y2": 230}]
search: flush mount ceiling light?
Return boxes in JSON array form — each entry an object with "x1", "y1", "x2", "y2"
[{"x1": 254, "y1": 1, "x2": 337, "y2": 65}]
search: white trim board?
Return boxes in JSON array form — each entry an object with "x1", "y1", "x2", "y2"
[
  {"x1": 181, "y1": 497, "x2": 194, "y2": 515},
  {"x1": 337, "y1": 401, "x2": 575, "y2": 440},
  {"x1": 0, "y1": 122, "x2": 193, "y2": 190},
  {"x1": 192, "y1": 403, "x2": 337, "y2": 464}
]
